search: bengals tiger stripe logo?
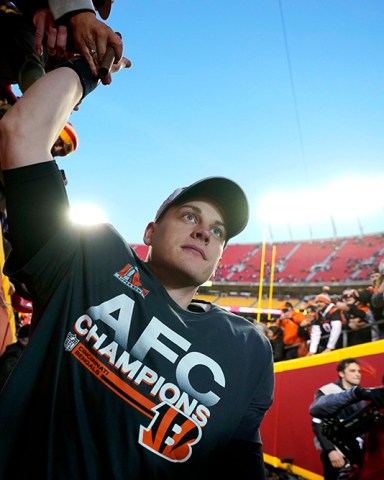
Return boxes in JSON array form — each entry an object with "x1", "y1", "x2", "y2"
[{"x1": 140, "y1": 402, "x2": 202, "y2": 462}]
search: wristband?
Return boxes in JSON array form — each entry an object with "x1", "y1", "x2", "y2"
[{"x1": 62, "y1": 57, "x2": 100, "y2": 99}]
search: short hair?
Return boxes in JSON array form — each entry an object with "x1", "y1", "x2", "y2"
[{"x1": 336, "y1": 358, "x2": 359, "y2": 373}]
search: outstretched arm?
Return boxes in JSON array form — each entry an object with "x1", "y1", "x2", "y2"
[
  {"x1": 0, "y1": 59, "x2": 130, "y2": 265},
  {"x1": 0, "y1": 67, "x2": 83, "y2": 171},
  {"x1": 0, "y1": 52, "x2": 130, "y2": 170},
  {"x1": 309, "y1": 388, "x2": 360, "y2": 418},
  {"x1": 0, "y1": 66, "x2": 84, "y2": 266}
]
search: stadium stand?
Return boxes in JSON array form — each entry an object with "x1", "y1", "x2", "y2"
[
  {"x1": 194, "y1": 294, "x2": 219, "y2": 303},
  {"x1": 131, "y1": 244, "x2": 149, "y2": 259},
  {"x1": 131, "y1": 235, "x2": 384, "y2": 282},
  {"x1": 215, "y1": 295, "x2": 257, "y2": 308},
  {"x1": 121, "y1": 234, "x2": 384, "y2": 315},
  {"x1": 273, "y1": 238, "x2": 338, "y2": 283}
]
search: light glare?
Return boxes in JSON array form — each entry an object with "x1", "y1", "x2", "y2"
[
  {"x1": 256, "y1": 176, "x2": 384, "y2": 227},
  {"x1": 69, "y1": 204, "x2": 107, "y2": 225}
]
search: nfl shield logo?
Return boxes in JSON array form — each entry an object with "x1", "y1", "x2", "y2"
[{"x1": 64, "y1": 332, "x2": 80, "y2": 351}]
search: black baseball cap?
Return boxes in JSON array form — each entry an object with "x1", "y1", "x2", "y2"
[{"x1": 155, "y1": 177, "x2": 249, "y2": 242}]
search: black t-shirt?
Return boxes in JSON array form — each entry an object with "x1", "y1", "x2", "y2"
[{"x1": 0, "y1": 162, "x2": 274, "y2": 479}]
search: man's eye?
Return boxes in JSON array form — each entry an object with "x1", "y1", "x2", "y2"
[
  {"x1": 212, "y1": 226, "x2": 224, "y2": 238},
  {"x1": 184, "y1": 212, "x2": 196, "y2": 222}
]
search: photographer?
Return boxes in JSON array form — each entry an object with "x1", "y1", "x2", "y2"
[{"x1": 309, "y1": 358, "x2": 384, "y2": 479}]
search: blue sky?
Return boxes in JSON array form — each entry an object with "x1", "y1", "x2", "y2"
[{"x1": 60, "y1": 0, "x2": 384, "y2": 245}]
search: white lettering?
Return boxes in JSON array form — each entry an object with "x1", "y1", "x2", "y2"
[
  {"x1": 115, "y1": 351, "x2": 142, "y2": 379},
  {"x1": 98, "y1": 340, "x2": 119, "y2": 364},
  {"x1": 74, "y1": 314, "x2": 92, "y2": 335},
  {"x1": 131, "y1": 317, "x2": 191, "y2": 363},
  {"x1": 177, "y1": 352, "x2": 224, "y2": 406},
  {"x1": 159, "y1": 383, "x2": 180, "y2": 404},
  {"x1": 87, "y1": 294, "x2": 135, "y2": 347},
  {"x1": 134, "y1": 365, "x2": 159, "y2": 387}
]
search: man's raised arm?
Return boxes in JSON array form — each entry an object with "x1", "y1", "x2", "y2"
[
  {"x1": 0, "y1": 67, "x2": 83, "y2": 171},
  {"x1": 0, "y1": 53, "x2": 130, "y2": 170}
]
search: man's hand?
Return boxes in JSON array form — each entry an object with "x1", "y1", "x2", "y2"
[
  {"x1": 328, "y1": 449, "x2": 345, "y2": 468},
  {"x1": 348, "y1": 317, "x2": 365, "y2": 330},
  {"x1": 34, "y1": 10, "x2": 124, "y2": 85},
  {"x1": 102, "y1": 56, "x2": 132, "y2": 85},
  {"x1": 68, "y1": 12, "x2": 123, "y2": 83},
  {"x1": 34, "y1": 9, "x2": 68, "y2": 57}
]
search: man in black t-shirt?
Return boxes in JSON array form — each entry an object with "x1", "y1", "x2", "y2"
[{"x1": 0, "y1": 58, "x2": 274, "y2": 479}]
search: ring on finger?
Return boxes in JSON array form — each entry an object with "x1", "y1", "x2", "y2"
[{"x1": 89, "y1": 49, "x2": 96, "y2": 56}]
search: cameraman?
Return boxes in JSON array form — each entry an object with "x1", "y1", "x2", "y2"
[{"x1": 309, "y1": 358, "x2": 384, "y2": 479}]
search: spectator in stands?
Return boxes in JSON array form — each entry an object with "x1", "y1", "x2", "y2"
[
  {"x1": 357, "y1": 287, "x2": 381, "y2": 342},
  {"x1": 307, "y1": 293, "x2": 345, "y2": 355},
  {"x1": 253, "y1": 318, "x2": 270, "y2": 337},
  {"x1": 338, "y1": 289, "x2": 373, "y2": 347},
  {"x1": 303, "y1": 304, "x2": 317, "y2": 330},
  {"x1": 294, "y1": 305, "x2": 316, "y2": 356},
  {"x1": 266, "y1": 319, "x2": 284, "y2": 362},
  {"x1": 51, "y1": 122, "x2": 79, "y2": 158},
  {"x1": 283, "y1": 301, "x2": 306, "y2": 325},
  {"x1": 0, "y1": 2, "x2": 80, "y2": 160},
  {"x1": 10, "y1": 281, "x2": 33, "y2": 330},
  {"x1": 278, "y1": 308, "x2": 308, "y2": 360},
  {"x1": 369, "y1": 261, "x2": 384, "y2": 339},
  {"x1": 0, "y1": 2, "x2": 46, "y2": 94},
  {"x1": 7, "y1": 1, "x2": 122, "y2": 84}
]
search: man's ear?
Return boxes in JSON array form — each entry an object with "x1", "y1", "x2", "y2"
[{"x1": 143, "y1": 221, "x2": 156, "y2": 246}]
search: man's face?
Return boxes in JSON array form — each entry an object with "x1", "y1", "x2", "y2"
[
  {"x1": 342, "y1": 295, "x2": 356, "y2": 306},
  {"x1": 281, "y1": 309, "x2": 291, "y2": 319},
  {"x1": 371, "y1": 272, "x2": 381, "y2": 283},
  {"x1": 315, "y1": 300, "x2": 327, "y2": 310},
  {"x1": 51, "y1": 137, "x2": 73, "y2": 157},
  {"x1": 340, "y1": 362, "x2": 361, "y2": 388},
  {"x1": 305, "y1": 309, "x2": 316, "y2": 322},
  {"x1": 144, "y1": 199, "x2": 226, "y2": 288}
]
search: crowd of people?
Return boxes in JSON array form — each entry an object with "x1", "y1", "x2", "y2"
[{"x1": 264, "y1": 269, "x2": 384, "y2": 362}]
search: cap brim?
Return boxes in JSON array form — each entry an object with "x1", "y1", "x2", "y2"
[{"x1": 156, "y1": 177, "x2": 249, "y2": 242}]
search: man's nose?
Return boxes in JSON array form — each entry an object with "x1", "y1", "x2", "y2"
[{"x1": 193, "y1": 227, "x2": 210, "y2": 243}]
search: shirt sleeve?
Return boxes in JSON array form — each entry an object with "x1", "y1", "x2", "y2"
[
  {"x1": 309, "y1": 324, "x2": 321, "y2": 353},
  {"x1": 3, "y1": 161, "x2": 70, "y2": 267},
  {"x1": 309, "y1": 388, "x2": 359, "y2": 418},
  {"x1": 326, "y1": 320, "x2": 342, "y2": 350},
  {"x1": 371, "y1": 291, "x2": 384, "y2": 309},
  {"x1": 48, "y1": 0, "x2": 95, "y2": 20}
]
